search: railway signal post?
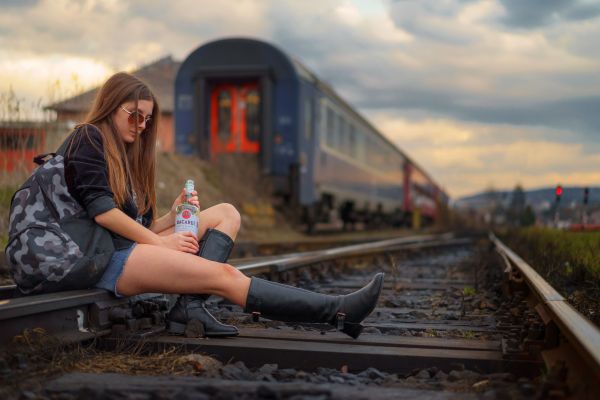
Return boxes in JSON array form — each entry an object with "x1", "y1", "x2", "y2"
[
  {"x1": 582, "y1": 187, "x2": 589, "y2": 226},
  {"x1": 554, "y1": 185, "x2": 562, "y2": 228}
]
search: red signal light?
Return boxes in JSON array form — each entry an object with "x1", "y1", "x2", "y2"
[{"x1": 556, "y1": 185, "x2": 563, "y2": 197}]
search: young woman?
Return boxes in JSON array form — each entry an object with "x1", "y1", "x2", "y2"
[{"x1": 50, "y1": 72, "x2": 383, "y2": 339}]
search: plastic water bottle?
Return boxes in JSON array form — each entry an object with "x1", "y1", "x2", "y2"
[{"x1": 174, "y1": 179, "x2": 199, "y2": 237}]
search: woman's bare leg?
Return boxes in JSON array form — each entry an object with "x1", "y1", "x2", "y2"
[{"x1": 116, "y1": 244, "x2": 250, "y2": 306}]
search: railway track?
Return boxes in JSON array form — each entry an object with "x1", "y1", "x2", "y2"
[
  {"x1": 1, "y1": 232, "x2": 598, "y2": 399},
  {"x1": 229, "y1": 230, "x2": 429, "y2": 258}
]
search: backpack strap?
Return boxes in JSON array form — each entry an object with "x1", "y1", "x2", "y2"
[{"x1": 33, "y1": 153, "x2": 57, "y2": 165}]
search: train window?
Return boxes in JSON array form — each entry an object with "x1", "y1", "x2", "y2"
[
  {"x1": 339, "y1": 117, "x2": 347, "y2": 154},
  {"x1": 319, "y1": 103, "x2": 326, "y2": 145},
  {"x1": 245, "y1": 89, "x2": 260, "y2": 142},
  {"x1": 336, "y1": 114, "x2": 344, "y2": 151},
  {"x1": 349, "y1": 125, "x2": 356, "y2": 158},
  {"x1": 344, "y1": 119, "x2": 352, "y2": 155},
  {"x1": 326, "y1": 107, "x2": 335, "y2": 148},
  {"x1": 357, "y1": 129, "x2": 366, "y2": 163},
  {"x1": 304, "y1": 98, "x2": 312, "y2": 140},
  {"x1": 395, "y1": 154, "x2": 401, "y2": 171},
  {"x1": 380, "y1": 145, "x2": 388, "y2": 169},
  {"x1": 370, "y1": 138, "x2": 376, "y2": 163},
  {"x1": 372, "y1": 140, "x2": 378, "y2": 168},
  {"x1": 217, "y1": 90, "x2": 232, "y2": 143},
  {"x1": 374, "y1": 139, "x2": 384, "y2": 169}
]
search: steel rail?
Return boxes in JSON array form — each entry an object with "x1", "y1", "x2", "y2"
[
  {"x1": 0, "y1": 233, "x2": 461, "y2": 300},
  {"x1": 0, "y1": 289, "x2": 109, "y2": 320},
  {"x1": 0, "y1": 290, "x2": 168, "y2": 345},
  {"x1": 235, "y1": 233, "x2": 465, "y2": 275},
  {"x1": 489, "y1": 232, "x2": 600, "y2": 378}
]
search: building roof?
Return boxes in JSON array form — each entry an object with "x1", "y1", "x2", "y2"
[{"x1": 47, "y1": 56, "x2": 181, "y2": 113}]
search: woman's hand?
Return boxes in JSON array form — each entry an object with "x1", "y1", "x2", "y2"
[
  {"x1": 170, "y1": 188, "x2": 200, "y2": 217},
  {"x1": 159, "y1": 231, "x2": 199, "y2": 253}
]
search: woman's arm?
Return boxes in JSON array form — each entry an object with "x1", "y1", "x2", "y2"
[
  {"x1": 96, "y1": 208, "x2": 163, "y2": 245},
  {"x1": 95, "y1": 208, "x2": 199, "y2": 253},
  {"x1": 148, "y1": 210, "x2": 175, "y2": 234}
]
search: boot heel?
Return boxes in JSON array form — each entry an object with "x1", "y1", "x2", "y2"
[
  {"x1": 167, "y1": 321, "x2": 187, "y2": 335},
  {"x1": 342, "y1": 323, "x2": 363, "y2": 339}
]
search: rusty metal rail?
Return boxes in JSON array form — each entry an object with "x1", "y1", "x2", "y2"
[
  {"x1": 489, "y1": 232, "x2": 600, "y2": 380},
  {"x1": 235, "y1": 233, "x2": 469, "y2": 275}
]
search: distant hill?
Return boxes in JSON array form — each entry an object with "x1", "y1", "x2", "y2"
[{"x1": 455, "y1": 186, "x2": 600, "y2": 212}]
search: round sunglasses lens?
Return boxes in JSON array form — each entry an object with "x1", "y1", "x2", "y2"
[{"x1": 127, "y1": 112, "x2": 142, "y2": 125}]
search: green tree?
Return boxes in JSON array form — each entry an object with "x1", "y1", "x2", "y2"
[
  {"x1": 520, "y1": 205, "x2": 536, "y2": 226},
  {"x1": 508, "y1": 184, "x2": 527, "y2": 226}
]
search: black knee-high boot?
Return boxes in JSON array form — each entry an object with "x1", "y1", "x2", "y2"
[
  {"x1": 244, "y1": 273, "x2": 384, "y2": 339},
  {"x1": 167, "y1": 228, "x2": 239, "y2": 337}
]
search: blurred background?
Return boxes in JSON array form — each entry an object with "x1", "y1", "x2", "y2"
[{"x1": 1, "y1": 0, "x2": 600, "y2": 241}]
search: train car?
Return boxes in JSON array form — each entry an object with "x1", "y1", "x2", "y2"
[
  {"x1": 403, "y1": 162, "x2": 445, "y2": 226},
  {"x1": 174, "y1": 38, "x2": 446, "y2": 230}
]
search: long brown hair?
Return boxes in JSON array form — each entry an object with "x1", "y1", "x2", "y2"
[{"x1": 73, "y1": 72, "x2": 159, "y2": 216}]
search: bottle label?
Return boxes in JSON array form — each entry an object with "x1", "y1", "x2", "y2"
[{"x1": 175, "y1": 204, "x2": 199, "y2": 236}]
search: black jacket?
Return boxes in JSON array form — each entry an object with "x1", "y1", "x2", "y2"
[{"x1": 62, "y1": 124, "x2": 153, "y2": 249}]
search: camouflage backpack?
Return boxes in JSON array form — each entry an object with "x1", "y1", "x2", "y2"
[{"x1": 5, "y1": 147, "x2": 115, "y2": 295}]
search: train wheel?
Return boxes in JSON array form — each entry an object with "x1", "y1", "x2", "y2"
[{"x1": 303, "y1": 205, "x2": 317, "y2": 234}]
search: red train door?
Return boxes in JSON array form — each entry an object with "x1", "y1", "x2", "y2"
[{"x1": 210, "y1": 82, "x2": 260, "y2": 156}]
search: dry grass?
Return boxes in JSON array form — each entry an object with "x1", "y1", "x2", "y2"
[
  {"x1": 0, "y1": 328, "x2": 91, "y2": 395},
  {"x1": 72, "y1": 346, "x2": 222, "y2": 377},
  {"x1": 154, "y1": 152, "x2": 303, "y2": 242},
  {"x1": 503, "y1": 227, "x2": 600, "y2": 326},
  {"x1": 0, "y1": 328, "x2": 223, "y2": 398}
]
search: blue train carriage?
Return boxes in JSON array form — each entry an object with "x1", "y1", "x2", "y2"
[
  {"x1": 175, "y1": 38, "x2": 298, "y2": 197},
  {"x1": 308, "y1": 74, "x2": 408, "y2": 230},
  {"x1": 174, "y1": 38, "x2": 441, "y2": 230}
]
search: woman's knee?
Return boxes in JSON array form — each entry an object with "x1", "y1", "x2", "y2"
[
  {"x1": 221, "y1": 262, "x2": 244, "y2": 280},
  {"x1": 218, "y1": 203, "x2": 241, "y2": 231}
]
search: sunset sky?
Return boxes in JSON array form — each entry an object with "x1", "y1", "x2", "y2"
[{"x1": 1, "y1": 0, "x2": 599, "y2": 198}]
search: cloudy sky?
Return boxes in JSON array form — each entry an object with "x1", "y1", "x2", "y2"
[{"x1": 1, "y1": 0, "x2": 599, "y2": 198}]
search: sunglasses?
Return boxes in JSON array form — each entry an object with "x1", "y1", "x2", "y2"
[{"x1": 121, "y1": 106, "x2": 152, "y2": 126}]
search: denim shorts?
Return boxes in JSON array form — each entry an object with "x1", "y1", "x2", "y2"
[{"x1": 94, "y1": 243, "x2": 136, "y2": 297}]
